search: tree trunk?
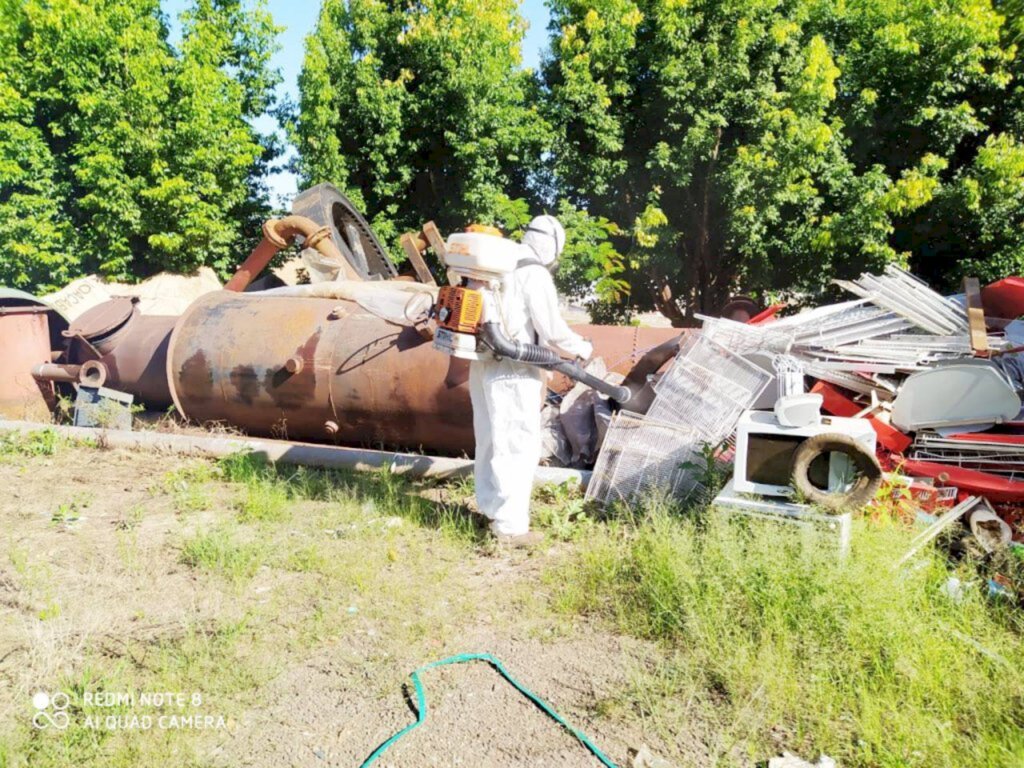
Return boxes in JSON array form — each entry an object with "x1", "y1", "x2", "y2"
[{"x1": 695, "y1": 127, "x2": 723, "y2": 315}]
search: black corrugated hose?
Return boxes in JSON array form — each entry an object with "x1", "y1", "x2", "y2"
[{"x1": 479, "y1": 322, "x2": 633, "y2": 404}]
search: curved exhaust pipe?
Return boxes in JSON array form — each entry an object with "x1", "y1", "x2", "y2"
[
  {"x1": 479, "y1": 322, "x2": 633, "y2": 404},
  {"x1": 224, "y1": 215, "x2": 361, "y2": 292}
]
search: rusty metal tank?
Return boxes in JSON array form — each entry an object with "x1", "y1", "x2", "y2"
[
  {"x1": 63, "y1": 297, "x2": 178, "y2": 408},
  {"x1": 0, "y1": 306, "x2": 53, "y2": 420},
  {"x1": 167, "y1": 291, "x2": 680, "y2": 454},
  {"x1": 168, "y1": 291, "x2": 474, "y2": 452},
  {"x1": 0, "y1": 288, "x2": 71, "y2": 420}
]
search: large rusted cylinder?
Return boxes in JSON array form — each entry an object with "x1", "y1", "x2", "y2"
[
  {"x1": 167, "y1": 291, "x2": 680, "y2": 454},
  {"x1": 168, "y1": 291, "x2": 476, "y2": 453}
]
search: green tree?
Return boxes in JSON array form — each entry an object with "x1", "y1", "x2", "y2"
[
  {"x1": 294, "y1": 0, "x2": 551, "y2": 250},
  {"x1": 996, "y1": 0, "x2": 1024, "y2": 137},
  {"x1": 545, "y1": 0, "x2": 1022, "y2": 324},
  {"x1": 0, "y1": 0, "x2": 280, "y2": 293},
  {"x1": 1001, "y1": 0, "x2": 1024, "y2": 45},
  {"x1": 0, "y1": 0, "x2": 74, "y2": 290}
]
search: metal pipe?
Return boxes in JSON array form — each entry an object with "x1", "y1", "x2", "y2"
[
  {"x1": 79, "y1": 360, "x2": 108, "y2": 387},
  {"x1": 32, "y1": 363, "x2": 82, "y2": 384},
  {"x1": 224, "y1": 215, "x2": 361, "y2": 292},
  {"x1": 0, "y1": 305, "x2": 50, "y2": 315},
  {"x1": 0, "y1": 420, "x2": 591, "y2": 487}
]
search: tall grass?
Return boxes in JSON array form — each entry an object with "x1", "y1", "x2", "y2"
[{"x1": 552, "y1": 504, "x2": 1024, "y2": 767}]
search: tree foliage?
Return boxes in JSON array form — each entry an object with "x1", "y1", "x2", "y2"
[
  {"x1": 0, "y1": 0, "x2": 280, "y2": 293},
  {"x1": 545, "y1": 0, "x2": 1024, "y2": 322},
  {"x1": 6, "y1": 0, "x2": 1024, "y2": 322},
  {"x1": 294, "y1": 0, "x2": 551, "y2": 251}
]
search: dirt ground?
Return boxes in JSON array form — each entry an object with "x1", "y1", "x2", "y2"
[{"x1": 0, "y1": 440, "x2": 701, "y2": 767}]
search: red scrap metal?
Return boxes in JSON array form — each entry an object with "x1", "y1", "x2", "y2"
[
  {"x1": 901, "y1": 459, "x2": 1024, "y2": 503},
  {"x1": 907, "y1": 481, "x2": 958, "y2": 514},
  {"x1": 811, "y1": 380, "x2": 912, "y2": 454},
  {"x1": 981, "y1": 276, "x2": 1024, "y2": 320},
  {"x1": 748, "y1": 303, "x2": 786, "y2": 325}
]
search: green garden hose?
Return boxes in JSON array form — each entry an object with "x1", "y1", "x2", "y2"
[{"x1": 358, "y1": 653, "x2": 620, "y2": 767}]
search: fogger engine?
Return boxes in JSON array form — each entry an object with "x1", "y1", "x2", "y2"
[
  {"x1": 432, "y1": 230, "x2": 519, "y2": 361},
  {"x1": 430, "y1": 228, "x2": 634, "y2": 404}
]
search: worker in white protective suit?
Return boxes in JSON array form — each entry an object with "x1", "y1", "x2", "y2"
[{"x1": 470, "y1": 215, "x2": 593, "y2": 545}]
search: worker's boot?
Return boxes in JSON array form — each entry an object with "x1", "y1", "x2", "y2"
[{"x1": 492, "y1": 530, "x2": 545, "y2": 549}]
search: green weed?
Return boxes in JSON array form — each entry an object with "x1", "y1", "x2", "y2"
[
  {"x1": 114, "y1": 505, "x2": 144, "y2": 531},
  {"x1": 116, "y1": 528, "x2": 141, "y2": 573},
  {"x1": 7, "y1": 545, "x2": 29, "y2": 576},
  {"x1": 217, "y1": 451, "x2": 271, "y2": 484},
  {"x1": 283, "y1": 543, "x2": 331, "y2": 574},
  {"x1": 162, "y1": 463, "x2": 216, "y2": 513},
  {"x1": 51, "y1": 500, "x2": 84, "y2": 526},
  {"x1": 179, "y1": 528, "x2": 264, "y2": 582},
  {"x1": 532, "y1": 482, "x2": 593, "y2": 541},
  {"x1": 367, "y1": 468, "x2": 479, "y2": 543},
  {"x1": 0, "y1": 429, "x2": 64, "y2": 458},
  {"x1": 234, "y1": 477, "x2": 290, "y2": 523}
]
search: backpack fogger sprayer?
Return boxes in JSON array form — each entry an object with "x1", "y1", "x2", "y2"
[{"x1": 431, "y1": 230, "x2": 633, "y2": 404}]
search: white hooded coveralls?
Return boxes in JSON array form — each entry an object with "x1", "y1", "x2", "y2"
[{"x1": 470, "y1": 217, "x2": 593, "y2": 536}]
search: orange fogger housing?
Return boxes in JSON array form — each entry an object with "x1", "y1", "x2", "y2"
[{"x1": 436, "y1": 285, "x2": 484, "y2": 334}]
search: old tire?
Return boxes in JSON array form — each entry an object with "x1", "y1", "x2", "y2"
[{"x1": 791, "y1": 432, "x2": 882, "y2": 513}]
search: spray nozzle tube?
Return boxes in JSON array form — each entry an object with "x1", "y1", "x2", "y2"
[{"x1": 479, "y1": 322, "x2": 632, "y2": 404}]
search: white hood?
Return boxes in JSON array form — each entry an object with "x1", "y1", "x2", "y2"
[{"x1": 521, "y1": 215, "x2": 565, "y2": 268}]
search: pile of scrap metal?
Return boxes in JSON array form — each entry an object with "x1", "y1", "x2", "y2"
[
  {"x1": 586, "y1": 264, "x2": 1024, "y2": 565},
  {"x1": 0, "y1": 184, "x2": 680, "y2": 455}
]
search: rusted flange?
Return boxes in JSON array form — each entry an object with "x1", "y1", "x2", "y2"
[
  {"x1": 79, "y1": 360, "x2": 108, "y2": 388},
  {"x1": 303, "y1": 225, "x2": 333, "y2": 251},
  {"x1": 261, "y1": 219, "x2": 291, "y2": 250}
]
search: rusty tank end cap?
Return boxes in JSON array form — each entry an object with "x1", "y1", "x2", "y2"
[{"x1": 63, "y1": 296, "x2": 137, "y2": 340}]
